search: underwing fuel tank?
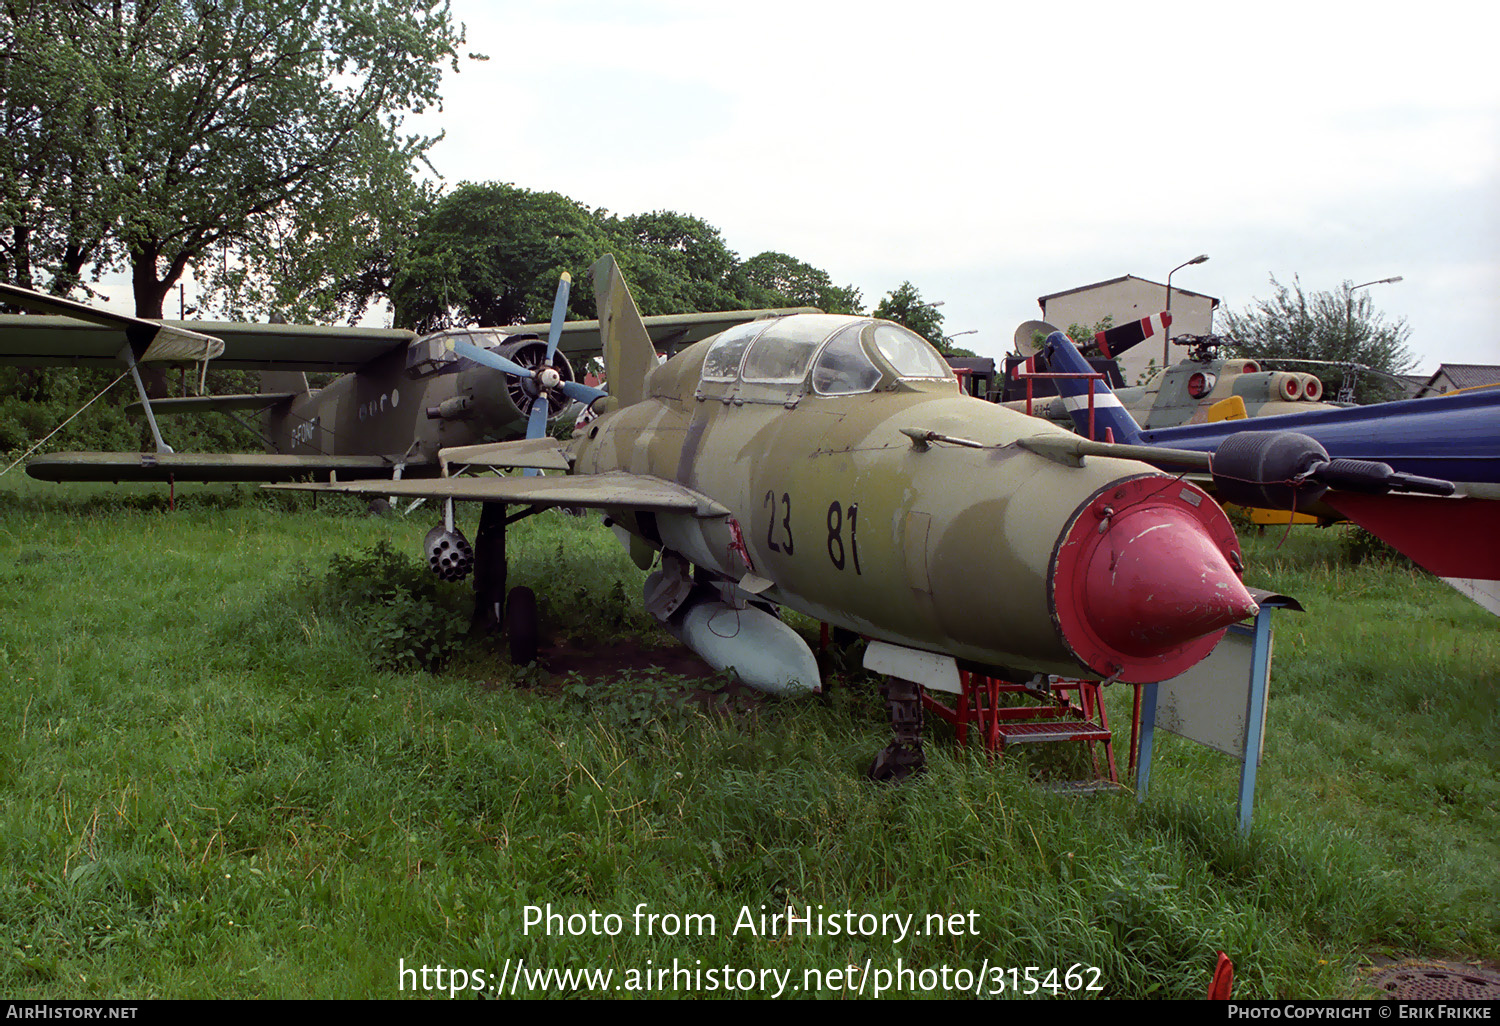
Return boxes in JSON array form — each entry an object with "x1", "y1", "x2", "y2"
[
  {"x1": 663, "y1": 597, "x2": 821, "y2": 698},
  {"x1": 644, "y1": 560, "x2": 821, "y2": 696}
]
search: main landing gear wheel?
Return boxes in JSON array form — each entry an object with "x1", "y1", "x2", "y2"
[
  {"x1": 469, "y1": 502, "x2": 508, "y2": 635},
  {"x1": 867, "y1": 677, "x2": 927, "y2": 782},
  {"x1": 506, "y1": 586, "x2": 538, "y2": 666}
]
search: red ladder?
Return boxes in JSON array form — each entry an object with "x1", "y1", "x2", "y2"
[{"x1": 922, "y1": 672, "x2": 1119, "y2": 785}]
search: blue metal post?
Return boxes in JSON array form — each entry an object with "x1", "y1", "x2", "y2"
[
  {"x1": 1237, "y1": 608, "x2": 1276, "y2": 836},
  {"x1": 1134, "y1": 682, "x2": 1159, "y2": 797}
]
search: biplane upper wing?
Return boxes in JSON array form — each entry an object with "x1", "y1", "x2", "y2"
[
  {"x1": 0, "y1": 314, "x2": 415, "y2": 372},
  {"x1": 3, "y1": 275, "x2": 816, "y2": 372},
  {"x1": 0, "y1": 309, "x2": 813, "y2": 372},
  {"x1": 0, "y1": 280, "x2": 417, "y2": 371},
  {"x1": 0, "y1": 283, "x2": 226, "y2": 364}
]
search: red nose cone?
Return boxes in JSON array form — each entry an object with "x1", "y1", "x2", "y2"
[
  {"x1": 1081, "y1": 506, "x2": 1257, "y2": 654},
  {"x1": 1052, "y1": 477, "x2": 1256, "y2": 682}
]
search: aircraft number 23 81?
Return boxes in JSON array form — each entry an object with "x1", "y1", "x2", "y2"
[{"x1": 763, "y1": 491, "x2": 862, "y2": 575}]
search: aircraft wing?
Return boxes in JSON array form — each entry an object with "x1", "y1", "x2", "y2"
[
  {"x1": 0, "y1": 285, "x2": 224, "y2": 365},
  {"x1": 125, "y1": 393, "x2": 299, "y2": 415},
  {"x1": 1323, "y1": 492, "x2": 1500, "y2": 615},
  {"x1": 439, "y1": 437, "x2": 574, "y2": 472},
  {"x1": 26, "y1": 451, "x2": 426, "y2": 483},
  {"x1": 515, "y1": 307, "x2": 820, "y2": 359},
  {"x1": 0, "y1": 315, "x2": 414, "y2": 372},
  {"x1": 4, "y1": 271, "x2": 811, "y2": 371},
  {"x1": 0, "y1": 309, "x2": 804, "y2": 371},
  {"x1": 268, "y1": 471, "x2": 731, "y2": 518}
]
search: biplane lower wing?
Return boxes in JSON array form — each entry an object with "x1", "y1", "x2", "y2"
[
  {"x1": 26, "y1": 451, "x2": 429, "y2": 483},
  {"x1": 125, "y1": 393, "x2": 300, "y2": 415}
]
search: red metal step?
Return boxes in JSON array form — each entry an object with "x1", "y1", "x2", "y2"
[{"x1": 994, "y1": 720, "x2": 1112, "y2": 744}]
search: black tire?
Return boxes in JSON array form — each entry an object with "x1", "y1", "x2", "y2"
[{"x1": 506, "y1": 586, "x2": 539, "y2": 666}]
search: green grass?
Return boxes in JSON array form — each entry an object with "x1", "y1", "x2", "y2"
[{"x1": 0, "y1": 479, "x2": 1495, "y2": 999}]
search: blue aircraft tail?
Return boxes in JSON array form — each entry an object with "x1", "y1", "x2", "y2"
[{"x1": 1035, "y1": 331, "x2": 1146, "y2": 444}]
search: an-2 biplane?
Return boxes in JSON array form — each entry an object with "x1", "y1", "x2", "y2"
[{"x1": 272, "y1": 256, "x2": 1291, "y2": 779}]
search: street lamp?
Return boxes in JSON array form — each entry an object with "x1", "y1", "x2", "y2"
[
  {"x1": 941, "y1": 328, "x2": 977, "y2": 354},
  {"x1": 1163, "y1": 254, "x2": 1209, "y2": 367},
  {"x1": 1347, "y1": 275, "x2": 1402, "y2": 316},
  {"x1": 1346, "y1": 276, "x2": 1403, "y2": 333},
  {"x1": 1342, "y1": 276, "x2": 1402, "y2": 401}
]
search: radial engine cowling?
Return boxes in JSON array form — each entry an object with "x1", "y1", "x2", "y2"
[
  {"x1": 493, "y1": 337, "x2": 576, "y2": 419},
  {"x1": 424, "y1": 525, "x2": 475, "y2": 582}
]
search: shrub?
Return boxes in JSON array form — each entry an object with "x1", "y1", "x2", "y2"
[{"x1": 319, "y1": 541, "x2": 471, "y2": 672}]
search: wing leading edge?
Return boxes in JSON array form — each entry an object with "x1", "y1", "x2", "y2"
[{"x1": 268, "y1": 471, "x2": 730, "y2": 518}]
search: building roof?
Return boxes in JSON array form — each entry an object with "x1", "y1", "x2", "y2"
[
  {"x1": 1417, "y1": 363, "x2": 1500, "y2": 396},
  {"x1": 1397, "y1": 374, "x2": 1429, "y2": 398},
  {"x1": 1038, "y1": 274, "x2": 1220, "y2": 311},
  {"x1": 945, "y1": 356, "x2": 997, "y2": 375}
]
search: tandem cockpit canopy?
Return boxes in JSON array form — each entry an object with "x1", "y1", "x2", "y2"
[{"x1": 695, "y1": 314, "x2": 955, "y2": 404}]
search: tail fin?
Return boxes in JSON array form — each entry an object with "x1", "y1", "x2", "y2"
[
  {"x1": 1094, "y1": 311, "x2": 1171, "y2": 359},
  {"x1": 259, "y1": 370, "x2": 309, "y2": 443},
  {"x1": 591, "y1": 254, "x2": 655, "y2": 409},
  {"x1": 1038, "y1": 332, "x2": 1145, "y2": 444}
]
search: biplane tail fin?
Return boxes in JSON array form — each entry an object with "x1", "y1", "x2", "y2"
[{"x1": 592, "y1": 254, "x2": 656, "y2": 409}]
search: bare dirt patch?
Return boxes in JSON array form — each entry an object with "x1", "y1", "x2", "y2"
[{"x1": 536, "y1": 636, "x2": 720, "y2": 684}]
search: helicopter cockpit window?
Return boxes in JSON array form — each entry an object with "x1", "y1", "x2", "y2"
[
  {"x1": 741, "y1": 315, "x2": 848, "y2": 384},
  {"x1": 701, "y1": 321, "x2": 769, "y2": 382},
  {"x1": 811, "y1": 325, "x2": 882, "y2": 395},
  {"x1": 871, "y1": 323, "x2": 954, "y2": 380}
]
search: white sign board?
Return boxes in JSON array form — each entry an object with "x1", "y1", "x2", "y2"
[{"x1": 1150, "y1": 623, "x2": 1269, "y2": 760}]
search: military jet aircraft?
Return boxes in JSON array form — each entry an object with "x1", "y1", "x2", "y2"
[{"x1": 272, "y1": 256, "x2": 1281, "y2": 779}]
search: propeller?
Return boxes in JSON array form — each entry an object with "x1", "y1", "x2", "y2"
[
  {"x1": 526, "y1": 271, "x2": 573, "y2": 440},
  {"x1": 421, "y1": 272, "x2": 610, "y2": 594},
  {"x1": 448, "y1": 273, "x2": 607, "y2": 421}
]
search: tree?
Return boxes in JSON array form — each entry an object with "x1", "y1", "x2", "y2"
[
  {"x1": 0, "y1": 0, "x2": 465, "y2": 317},
  {"x1": 390, "y1": 187, "x2": 869, "y2": 328},
  {"x1": 734, "y1": 251, "x2": 862, "y2": 314},
  {"x1": 201, "y1": 145, "x2": 441, "y2": 325},
  {"x1": 605, "y1": 210, "x2": 742, "y2": 314},
  {"x1": 873, "y1": 281, "x2": 945, "y2": 346},
  {"x1": 0, "y1": 3, "x2": 118, "y2": 294},
  {"x1": 1221, "y1": 275, "x2": 1416, "y2": 403},
  {"x1": 389, "y1": 182, "x2": 615, "y2": 332}
]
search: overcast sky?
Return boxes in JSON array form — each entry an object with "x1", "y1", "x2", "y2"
[{"x1": 389, "y1": 0, "x2": 1497, "y2": 375}]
